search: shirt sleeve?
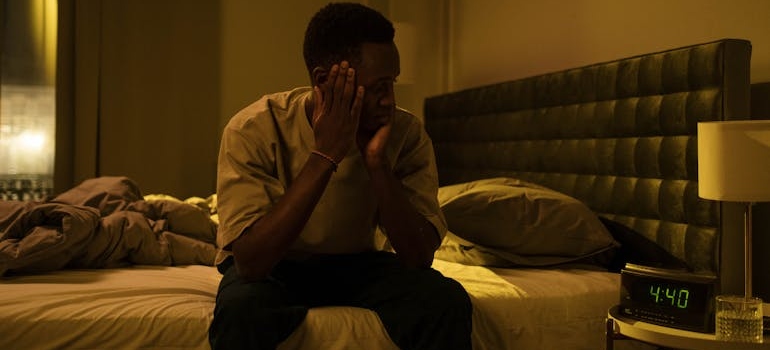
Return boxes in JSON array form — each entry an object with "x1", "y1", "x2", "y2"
[
  {"x1": 215, "y1": 118, "x2": 285, "y2": 264},
  {"x1": 392, "y1": 114, "x2": 448, "y2": 241}
]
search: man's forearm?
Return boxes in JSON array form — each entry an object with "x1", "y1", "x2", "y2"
[
  {"x1": 367, "y1": 165, "x2": 440, "y2": 268},
  {"x1": 231, "y1": 155, "x2": 335, "y2": 280}
]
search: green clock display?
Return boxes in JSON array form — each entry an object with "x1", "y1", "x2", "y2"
[
  {"x1": 647, "y1": 284, "x2": 690, "y2": 308},
  {"x1": 619, "y1": 263, "x2": 716, "y2": 333}
]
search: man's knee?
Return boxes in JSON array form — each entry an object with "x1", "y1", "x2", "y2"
[
  {"x1": 430, "y1": 274, "x2": 472, "y2": 317},
  {"x1": 383, "y1": 270, "x2": 473, "y2": 350},
  {"x1": 209, "y1": 278, "x2": 307, "y2": 349}
]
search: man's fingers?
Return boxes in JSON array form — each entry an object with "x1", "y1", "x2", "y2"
[
  {"x1": 314, "y1": 60, "x2": 359, "y2": 130},
  {"x1": 322, "y1": 64, "x2": 340, "y2": 112},
  {"x1": 350, "y1": 86, "x2": 365, "y2": 120},
  {"x1": 312, "y1": 86, "x2": 323, "y2": 126},
  {"x1": 333, "y1": 62, "x2": 349, "y2": 107},
  {"x1": 340, "y1": 66, "x2": 356, "y2": 108}
]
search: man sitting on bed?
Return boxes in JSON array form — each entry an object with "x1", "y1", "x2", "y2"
[{"x1": 208, "y1": 2, "x2": 472, "y2": 350}]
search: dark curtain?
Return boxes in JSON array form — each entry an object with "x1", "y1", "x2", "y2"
[{"x1": 54, "y1": 0, "x2": 75, "y2": 195}]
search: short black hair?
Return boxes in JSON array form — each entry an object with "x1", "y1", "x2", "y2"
[{"x1": 303, "y1": 2, "x2": 394, "y2": 76}]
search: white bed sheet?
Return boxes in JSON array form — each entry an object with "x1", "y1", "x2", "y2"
[
  {"x1": 0, "y1": 261, "x2": 654, "y2": 350},
  {"x1": 433, "y1": 260, "x2": 652, "y2": 350},
  {"x1": 0, "y1": 265, "x2": 220, "y2": 350}
]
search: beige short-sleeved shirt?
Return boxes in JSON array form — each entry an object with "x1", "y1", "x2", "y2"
[{"x1": 215, "y1": 87, "x2": 447, "y2": 265}]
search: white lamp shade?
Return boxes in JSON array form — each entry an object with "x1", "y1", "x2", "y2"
[{"x1": 698, "y1": 120, "x2": 770, "y2": 202}]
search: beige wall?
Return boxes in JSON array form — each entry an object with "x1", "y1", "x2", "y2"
[
  {"x1": 219, "y1": 0, "x2": 332, "y2": 132},
  {"x1": 60, "y1": 0, "x2": 770, "y2": 198},
  {"x1": 61, "y1": 0, "x2": 442, "y2": 198},
  {"x1": 219, "y1": 0, "x2": 446, "y2": 128},
  {"x1": 219, "y1": 0, "x2": 770, "y2": 120},
  {"x1": 447, "y1": 0, "x2": 770, "y2": 91}
]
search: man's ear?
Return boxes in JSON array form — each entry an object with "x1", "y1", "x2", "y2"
[{"x1": 311, "y1": 66, "x2": 328, "y2": 87}]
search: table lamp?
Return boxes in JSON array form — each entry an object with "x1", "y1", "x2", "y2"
[{"x1": 698, "y1": 120, "x2": 770, "y2": 300}]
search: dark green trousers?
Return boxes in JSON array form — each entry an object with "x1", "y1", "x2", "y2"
[{"x1": 208, "y1": 251, "x2": 472, "y2": 350}]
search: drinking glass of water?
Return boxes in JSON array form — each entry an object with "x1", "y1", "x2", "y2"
[{"x1": 715, "y1": 295, "x2": 763, "y2": 343}]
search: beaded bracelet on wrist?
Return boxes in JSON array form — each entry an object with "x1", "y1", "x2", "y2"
[{"x1": 311, "y1": 150, "x2": 338, "y2": 172}]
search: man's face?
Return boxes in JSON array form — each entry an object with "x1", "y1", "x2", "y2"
[{"x1": 354, "y1": 42, "x2": 400, "y2": 133}]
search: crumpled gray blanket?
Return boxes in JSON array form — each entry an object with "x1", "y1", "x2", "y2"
[{"x1": 0, "y1": 176, "x2": 218, "y2": 276}]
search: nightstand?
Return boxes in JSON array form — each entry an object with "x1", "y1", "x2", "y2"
[{"x1": 606, "y1": 305, "x2": 770, "y2": 350}]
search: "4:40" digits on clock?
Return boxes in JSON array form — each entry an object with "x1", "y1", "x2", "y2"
[{"x1": 649, "y1": 285, "x2": 690, "y2": 309}]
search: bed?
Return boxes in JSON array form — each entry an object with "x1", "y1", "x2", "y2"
[{"x1": 0, "y1": 38, "x2": 752, "y2": 350}]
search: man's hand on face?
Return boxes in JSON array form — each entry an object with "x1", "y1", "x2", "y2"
[
  {"x1": 357, "y1": 114, "x2": 393, "y2": 170},
  {"x1": 311, "y1": 61, "x2": 365, "y2": 164}
]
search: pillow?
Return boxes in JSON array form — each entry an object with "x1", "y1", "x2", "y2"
[
  {"x1": 435, "y1": 177, "x2": 619, "y2": 267},
  {"x1": 599, "y1": 217, "x2": 689, "y2": 272}
]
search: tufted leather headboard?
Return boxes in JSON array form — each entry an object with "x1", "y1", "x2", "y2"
[{"x1": 424, "y1": 39, "x2": 752, "y2": 275}]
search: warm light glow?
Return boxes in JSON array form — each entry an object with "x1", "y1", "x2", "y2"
[
  {"x1": 0, "y1": 85, "x2": 56, "y2": 176},
  {"x1": 697, "y1": 120, "x2": 769, "y2": 302},
  {"x1": 698, "y1": 121, "x2": 770, "y2": 202},
  {"x1": 30, "y1": 0, "x2": 58, "y2": 85},
  {"x1": 0, "y1": 0, "x2": 57, "y2": 179},
  {"x1": 16, "y1": 131, "x2": 46, "y2": 151}
]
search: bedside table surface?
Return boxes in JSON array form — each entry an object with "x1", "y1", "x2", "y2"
[{"x1": 608, "y1": 305, "x2": 770, "y2": 350}]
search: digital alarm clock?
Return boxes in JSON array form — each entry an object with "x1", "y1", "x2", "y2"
[{"x1": 619, "y1": 263, "x2": 717, "y2": 333}]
